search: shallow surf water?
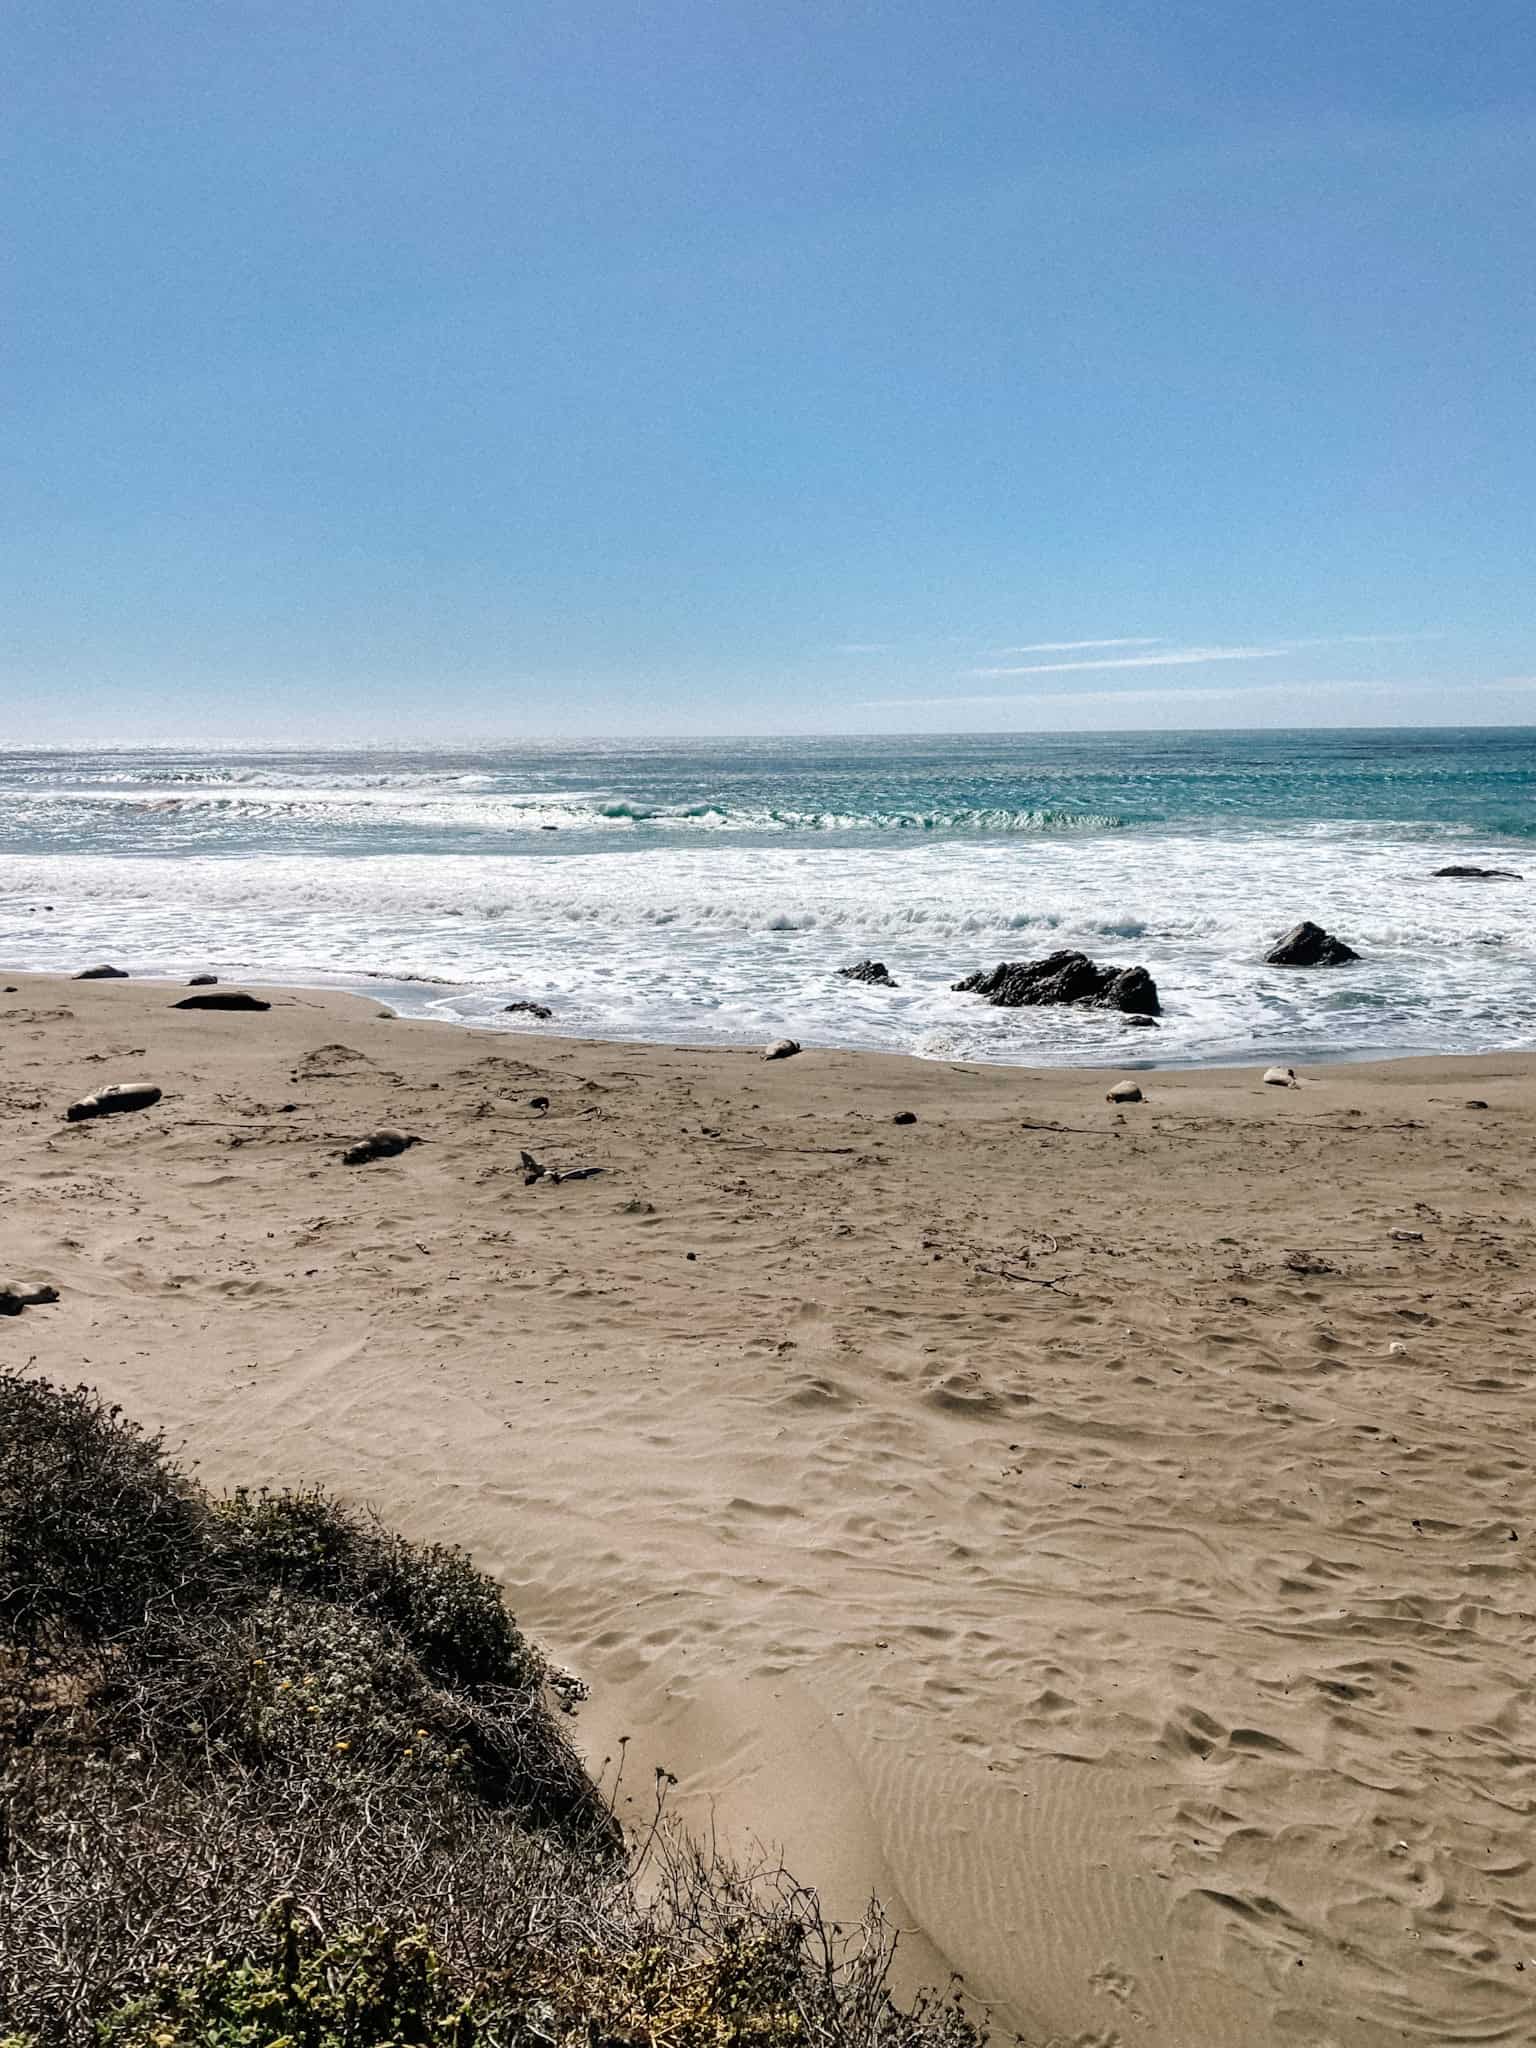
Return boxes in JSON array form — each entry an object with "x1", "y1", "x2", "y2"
[{"x1": 3, "y1": 729, "x2": 1535, "y2": 1066}]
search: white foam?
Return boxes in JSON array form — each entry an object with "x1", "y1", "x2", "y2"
[{"x1": 2, "y1": 829, "x2": 1533, "y2": 1066}]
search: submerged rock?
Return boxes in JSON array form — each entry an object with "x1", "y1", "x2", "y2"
[
  {"x1": 1265, "y1": 922, "x2": 1359, "y2": 968},
  {"x1": 953, "y1": 950, "x2": 1160, "y2": 1016},
  {"x1": 837, "y1": 959, "x2": 898, "y2": 988}
]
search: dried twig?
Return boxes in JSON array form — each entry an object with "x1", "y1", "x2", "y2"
[
  {"x1": 974, "y1": 1261, "x2": 1077, "y2": 1292},
  {"x1": 717, "y1": 1142, "x2": 858, "y2": 1156}
]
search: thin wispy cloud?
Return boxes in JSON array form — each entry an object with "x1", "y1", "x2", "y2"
[
  {"x1": 975, "y1": 630, "x2": 1431, "y2": 674},
  {"x1": 830, "y1": 642, "x2": 896, "y2": 656},
  {"x1": 991, "y1": 636, "x2": 1160, "y2": 655},
  {"x1": 968, "y1": 644, "x2": 1287, "y2": 679}
]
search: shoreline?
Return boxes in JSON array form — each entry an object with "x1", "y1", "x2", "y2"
[
  {"x1": 5, "y1": 970, "x2": 1535, "y2": 2043},
  {"x1": 6, "y1": 958, "x2": 1534, "y2": 1078}
]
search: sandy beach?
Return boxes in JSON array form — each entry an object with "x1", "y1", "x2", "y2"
[{"x1": 4, "y1": 970, "x2": 1534, "y2": 2046}]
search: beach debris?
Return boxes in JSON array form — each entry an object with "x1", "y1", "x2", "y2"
[
  {"x1": 1263, "y1": 1066, "x2": 1299, "y2": 1087},
  {"x1": 65, "y1": 1082, "x2": 163, "y2": 1122},
  {"x1": 172, "y1": 989, "x2": 271, "y2": 1011},
  {"x1": 73, "y1": 963, "x2": 128, "y2": 980},
  {"x1": 892, "y1": 1110, "x2": 918, "y2": 1125},
  {"x1": 187, "y1": 973, "x2": 219, "y2": 985},
  {"x1": 504, "y1": 1000, "x2": 554, "y2": 1020},
  {"x1": 763, "y1": 1038, "x2": 801, "y2": 1060},
  {"x1": 1433, "y1": 865, "x2": 1522, "y2": 880},
  {"x1": 1106, "y1": 1080, "x2": 1144, "y2": 1104},
  {"x1": 0, "y1": 1280, "x2": 59, "y2": 1316},
  {"x1": 520, "y1": 1149, "x2": 601, "y2": 1185},
  {"x1": 954, "y1": 951, "x2": 1160, "y2": 1016},
  {"x1": 1265, "y1": 921, "x2": 1360, "y2": 968},
  {"x1": 341, "y1": 1131, "x2": 419, "y2": 1165},
  {"x1": 837, "y1": 959, "x2": 898, "y2": 988}
]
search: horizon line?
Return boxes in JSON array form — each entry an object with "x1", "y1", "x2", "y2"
[{"x1": 11, "y1": 717, "x2": 1536, "y2": 752}]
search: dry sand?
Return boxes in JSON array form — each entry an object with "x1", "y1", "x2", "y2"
[{"x1": 3, "y1": 971, "x2": 1535, "y2": 2046}]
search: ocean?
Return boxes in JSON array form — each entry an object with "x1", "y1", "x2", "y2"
[{"x1": 3, "y1": 728, "x2": 1534, "y2": 1068}]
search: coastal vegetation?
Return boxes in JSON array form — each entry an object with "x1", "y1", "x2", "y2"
[{"x1": 0, "y1": 1370, "x2": 982, "y2": 2047}]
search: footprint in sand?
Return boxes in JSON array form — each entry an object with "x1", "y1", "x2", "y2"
[{"x1": 1090, "y1": 1963, "x2": 1145, "y2": 2023}]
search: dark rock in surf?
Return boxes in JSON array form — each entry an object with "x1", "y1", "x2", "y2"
[
  {"x1": 1433, "y1": 865, "x2": 1522, "y2": 880},
  {"x1": 1264, "y1": 922, "x2": 1359, "y2": 968},
  {"x1": 952, "y1": 950, "x2": 1161, "y2": 1017},
  {"x1": 504, "y1": 1001, "x2": 554, "y2": 1020},
  {"x1": 74, "y1": 964, "x2": 128, "y2": 980},
  {"x1": 171, "y1": 990, "x2": 271, "y2": 1011},
  {"x1": 838, "y1": 959, "x2": 898, "y2": 988}
]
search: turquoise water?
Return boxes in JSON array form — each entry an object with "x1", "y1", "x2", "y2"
[
  {"x1": 7, "y1": 728, "x2": 1536, "y2": 851},
  {"x1": 2, "y1": 729, "x2": 1534, "y2": 1065}
]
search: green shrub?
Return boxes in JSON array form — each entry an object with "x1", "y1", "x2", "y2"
[
  {"x1": 210, "y1": 1490, "x2": 535, "y2": 1693},
  {"x1": 93, "y1": 1905, "x2": 483, "y2": 2047},
  {"x1": 0, "y1": 1377, "x2": 206, "y2": 1660},
  {"x1": 83, "y1": 1912, "x2": 817, "y2": 2047},
  {"x1": 110, "y1": 1589, "x2": 601, "y2": 1832}
]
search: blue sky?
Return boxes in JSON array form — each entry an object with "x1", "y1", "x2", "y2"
[{"x1": 4, "y1": 1, "x2": 1534, "y2": 740}]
